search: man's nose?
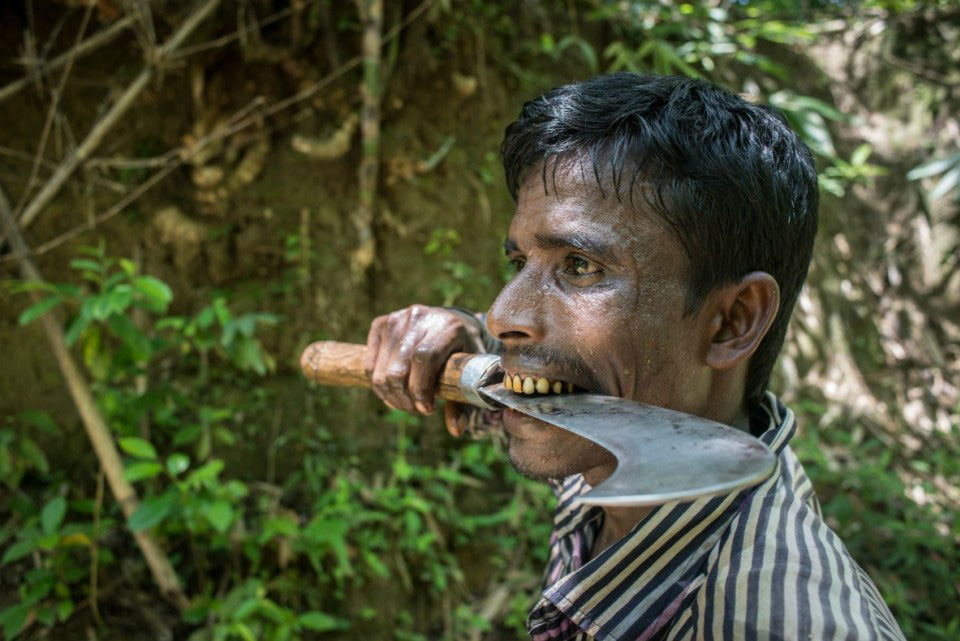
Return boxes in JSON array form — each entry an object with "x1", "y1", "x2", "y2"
[{"x1": 486, "y1": 272, "x2": 545, "y2": 343}]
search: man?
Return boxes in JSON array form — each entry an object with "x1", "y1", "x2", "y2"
[{"x1": 363, "y1": 74, "x2": 905, "y2": 640}]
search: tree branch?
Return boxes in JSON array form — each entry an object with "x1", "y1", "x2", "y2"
[
  {"x1": 2, "y1": 0, "x2": 222, "y2": 244},
  {"x1": 0, "y1": 186, "x2": 187, "y2": 609},
  {"x1": 0, "y1": 15, "x2": 136, "y2": 105}
]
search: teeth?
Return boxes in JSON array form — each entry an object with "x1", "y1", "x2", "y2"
[
  {"x1": 504, "y1": 372, "x2": 576, "y2": 395},
  {"x1": 522, "y1": 377, "x2": 535, "y2": 394}
]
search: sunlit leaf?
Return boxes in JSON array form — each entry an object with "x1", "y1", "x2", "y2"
[
  {"x1": 133, "y1": 276, "x2": 173, "y2": 311},
  {"x1": 119, "y1": 437, "x2": 157, "y2": 460},
  {"x1": 18, "y1": 296, "x2": 61, "y2": 326},
  {"x1": 297, "y1": 611, "x2": 349, "y2": 632},
  {"x1": 204, "y1": 500, "x2": 234, "y2": 533},
  {"x1": 40, "y1": 496, "x2": 67, "y2": 534},
  {"x1": 929, "y1": 165, "x2": 960, "y2": 201},
  {"x1": 166, "y1": 453, "x2": 190, "y2": 476},
  {"x1": 123, "y1": 462, "x2": 163, "y2": 482}
]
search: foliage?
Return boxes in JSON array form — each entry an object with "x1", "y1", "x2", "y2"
[
  {"x1": 908, "y1": 152, "x2": 960, "y2": 202},
  {"x1": 2, "y1": 250, "x2": 553, "y2": 639},
  {"x1": 424, "y1": 228, "x2": 492, "y2": 308}
]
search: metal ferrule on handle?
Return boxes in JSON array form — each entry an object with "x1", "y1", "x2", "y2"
[{"x1": 457, "y1": 353, "x2": 502, "y2": 410}]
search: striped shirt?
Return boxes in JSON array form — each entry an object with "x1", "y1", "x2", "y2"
[{"x1": 527, "y1": 393, "x2": 905, "y2": 641}]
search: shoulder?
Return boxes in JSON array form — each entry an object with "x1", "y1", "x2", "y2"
[{"x1": 668, "y1": 448, "x2": 905, "y2": 641}]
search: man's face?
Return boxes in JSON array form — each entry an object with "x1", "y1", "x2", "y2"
[{"x1": 487, "y1": 169, "x2": 715, "y2": 483}]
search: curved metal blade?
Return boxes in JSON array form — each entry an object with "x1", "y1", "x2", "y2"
[{"x1": 479, "y1": 385, "x2": 776, "y2": 507}]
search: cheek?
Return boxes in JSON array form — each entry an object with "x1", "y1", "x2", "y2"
[{"x1": 568, "y1": 283, "x2": 693, "y2": 400}]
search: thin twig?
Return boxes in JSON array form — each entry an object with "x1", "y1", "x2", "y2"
[
  {"x1": 0, "y1": 186, "x2": 188, "y2": 609},
  {"x1": 0, "y1": 147, "x2": 129, "y2": 193},
  {"x1": 5, "y1": 0, "x2": 223, "y2": 240},
  {"x1": 170, "y1": 0, "x2": 319, "y2": 59},
  {"x1": 0, "y1": 15, "x2": 137, "y2": 105},
  {"x1": 1, "y1": 0, "x2": 434, "y2": 261},
  {"x1": 90, "y1": 467, "x2": 105, "y2": 626},
  {"x1": 14, "y1": 3, "x2": 96, "y2": 217}
]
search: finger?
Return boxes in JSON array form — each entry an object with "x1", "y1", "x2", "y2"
[
  {"x1": 372, "y1": 312, "x2": 418, "y2": 412},
  {"x1": 363, "y1": 316, "x2": 386, "y2": 382},
  {"x1": 444, "y1": 402, "x2": 466, "y2": 437},
  {"x1": 408, "y1": 327, "x2": 463, "y2": 414}
]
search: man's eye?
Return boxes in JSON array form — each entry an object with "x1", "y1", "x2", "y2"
[
  {"x1": 510, "y1": 258, "x2": 526, "y2": 273},
  {"x1": 565, "y1": 256, "x2": 601, "y2": 277}
]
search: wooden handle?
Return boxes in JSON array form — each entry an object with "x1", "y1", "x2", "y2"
[{"x1": 299, "y1": 341, "x2": 477, "y2": 404}]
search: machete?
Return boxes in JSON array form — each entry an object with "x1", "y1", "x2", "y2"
[{"x1": 300, "y1": 341, "x2": 776, "y2": 507}]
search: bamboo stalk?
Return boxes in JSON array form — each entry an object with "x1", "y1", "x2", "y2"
[
  {"x1": 5, "y1": 0, "x2": 222, "y2": 240},
  {"x1": 351, "y1": 0, "x2": 384, "y2": 279},
  {"x1": 0, "y1": 188, "x2": 188, "y2": 609}
]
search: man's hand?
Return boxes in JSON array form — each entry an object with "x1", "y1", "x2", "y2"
[{"x1": 364, "y1": 305, "x2": 486, "y2": 434}]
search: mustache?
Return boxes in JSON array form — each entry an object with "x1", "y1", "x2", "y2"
[{"x1": 499, "y1": 345, "x2": 603, "y2": 391}]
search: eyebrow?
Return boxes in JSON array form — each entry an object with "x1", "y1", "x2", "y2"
[{"x1": 503, "y1": 232, "x2": 621, "y2": 264}]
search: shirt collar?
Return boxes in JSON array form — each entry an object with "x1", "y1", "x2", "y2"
[{"x1": 528, "y1": 393, "x2": 795, "y2": 641}]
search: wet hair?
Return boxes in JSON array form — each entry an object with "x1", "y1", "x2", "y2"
[{"x1": 500, "y1": 72, "x2": 819, "y2": 407}]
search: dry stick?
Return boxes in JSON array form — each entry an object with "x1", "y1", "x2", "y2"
[
  {"x1": 5, "y1": 0, "x2": 222, "y2": 240},
  {"x1": 0, "y1": 15, "x2": 136, "y2": 105},
  {"x1": 0, "y1": 188, "x2": 188, "y2": 609},
  {"x1": 14, "y1": 3, "x2": 96, "y2": 218},
  {"x1": 351, "y1": 0, "x2": 384, "y2": 278},
  {"x1": 1, "y1": 0, "x2": 434, "y2": 261},
  {"x1": 169, "y1": 0, "x2": 318, "y2": 59},
  {"x1": 90, "y1": 467, "x2": 105, "y2": 626}
]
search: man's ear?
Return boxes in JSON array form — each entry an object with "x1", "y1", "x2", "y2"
[{"x1": 704, "y1": 272, "x2": 780, "y2": 370}]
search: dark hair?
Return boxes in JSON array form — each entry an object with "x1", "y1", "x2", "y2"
[{"x1": 500, "y1": 73, "x2": 819, "y2": 407}]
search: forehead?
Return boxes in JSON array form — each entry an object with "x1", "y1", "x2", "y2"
[{"x1": 510, "y1": 165, "x2": 685, "y2": 272}]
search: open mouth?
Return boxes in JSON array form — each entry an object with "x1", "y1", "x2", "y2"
[{"x1": 501, "y1": 370, "x2": 577, "y2": 395}]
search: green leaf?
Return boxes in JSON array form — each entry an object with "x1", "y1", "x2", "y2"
[
  {"x1": 57, "y1": 598, "x2": 73, "y2": 622},
  {"x1": 69, "y1": 258, "x2": 103, "y2": 273},
  {"x1": 929, "y1": 165, "x2": 960, "y2": 201},
  {"x1": 19, "y1": 438, "x2": 49, "y2": 474},
  {"x1": 850, "y1": 143, "x2": 872, "y2": 167},
  {"x1": 187, "y1": 460, "x2": 224, "y2": 485},
  {"x1": 1, "y1": 539, "x2": 36, "y2": 564},
  {"x1": 166, "y1": 453, "x2": 190, "y2": 476},
  {"x1": 107, "y1": 314, "x2": 153, "y2": 362},
  {"x1": 119, "y1": 437, "x2": 157, "y2": 460},
  {"x1": 906, "y1": 152, "x2": 960, "y2": 180},
  {"x1": 128, "y1": 491, "x2": 177, "y2": 531},
  {"x1": 18, "y1": 296, "x2": 61, "y2": 326},
  {"x1": 40, "y1": 497, "x2": 67, "y2": 535},
  {"x1": 63, "y1": 313, "x2": 91, "y2": 346},
  {"x1": 297, "y1": 611, "x2": 349, "y2": 632},
  {"x1": 18, "y1": 411, "x2": 58, "y2": 435},
  {"x1": 119, "y1": 258, "x2": 137, "y2": 276},
  {"x1": 133, "y1": 276, "x2": 173, "y2": 311},
  {"x1": 123, "y1": 462, "x2": 163, "y2": 482},
  {"x1": 204, "y1": 501, "x2": 234, "y2": 533},
  {"x1": 0, "y1": 602, "x2": 32, "y2": 640}
]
